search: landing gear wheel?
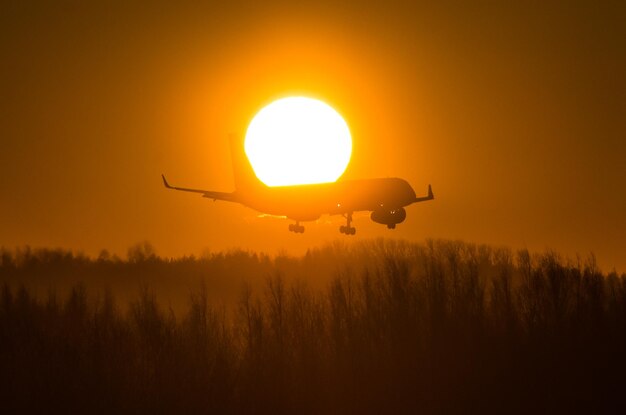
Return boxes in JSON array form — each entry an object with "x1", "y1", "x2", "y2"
[
  {"x1": 339, "y1": 214, "x2": 356, "y2": 236},
  {"x1": 387, "y1": 223, "x2": 396, "y2": 229}
]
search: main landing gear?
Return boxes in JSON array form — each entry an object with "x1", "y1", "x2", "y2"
[
  {"x1": 339, "y1": 213, "x2": 356, "y2": 235},
  {"x1": 289, "y1": 222, "x2": 305, "y2": 233}
]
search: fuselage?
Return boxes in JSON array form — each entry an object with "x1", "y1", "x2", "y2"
[
  {"x1": 163, "y1": 137, "x2": 433, "y2": 233},
  {"x1": 234, "y1": 177, "x2": 417, "y2": 221}
]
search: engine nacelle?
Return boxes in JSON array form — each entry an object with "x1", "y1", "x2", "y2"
[{"x1": 370, "y1": 207, "x2": 406, "y2": 226}]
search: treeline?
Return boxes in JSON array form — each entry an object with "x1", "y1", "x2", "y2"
[{"x1": 1, "y1": 239, "x2": 625, "y2": 413}]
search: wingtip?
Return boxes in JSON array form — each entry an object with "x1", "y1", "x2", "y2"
[
  {"x1": 161, "y1": 174, "x2": 171, "y2": 189},
  {"x1": 428, "y1": 184, "x2": 434, "y2": 199}
]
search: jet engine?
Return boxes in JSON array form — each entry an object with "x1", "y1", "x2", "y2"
[{"x1": 371, "y1": 207, "x2": 406, "y2": 229}]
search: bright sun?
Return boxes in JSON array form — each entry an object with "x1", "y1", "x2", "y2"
[{"x1": 245, "y1": 97, "x2": 352, "y2": 187}]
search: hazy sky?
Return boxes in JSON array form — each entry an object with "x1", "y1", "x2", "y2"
[{"x1": 1, "y1": 1, "x2": 625, "y2": 270}]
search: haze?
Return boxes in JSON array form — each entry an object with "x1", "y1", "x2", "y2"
[{"x1": 1, "y1": 1, "x2": 625, "y2": 270}]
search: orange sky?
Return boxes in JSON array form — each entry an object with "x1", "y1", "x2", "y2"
[{"x1": 1, "y1": 1, "x2": 625, "y2": 270}]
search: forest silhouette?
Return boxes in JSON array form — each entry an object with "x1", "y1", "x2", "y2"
[{"x1": 1, "y1": 239, "x2": 625, "y2": 413}]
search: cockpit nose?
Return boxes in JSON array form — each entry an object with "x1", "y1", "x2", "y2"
[
  {"x1": 399, "y1": 179, "x2": 417, "y2": 204},
  {"x1": 385, "y1": 178, "x2": 416, "y2": 207}
]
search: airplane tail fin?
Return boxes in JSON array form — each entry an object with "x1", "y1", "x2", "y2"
[{"x1": 229, "y1": 134, "x2": 265, "y2": 192}]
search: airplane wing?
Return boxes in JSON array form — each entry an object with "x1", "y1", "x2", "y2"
[
  {"x1": 414, "y1": 184, "x2": 434, "y2": 203},
  {"x1": 161, "y1": 174, "x2": 237, "y2": 202}
]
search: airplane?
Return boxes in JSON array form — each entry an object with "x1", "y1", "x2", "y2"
[{"x1": 162, "y1": 138, "x2": 434, "y2": 234}]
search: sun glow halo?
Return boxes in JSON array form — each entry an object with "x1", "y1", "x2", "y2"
[{"x1": 245, "y1": 97, "x2": 352, "y2": 187}]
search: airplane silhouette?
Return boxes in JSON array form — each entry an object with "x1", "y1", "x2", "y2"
[{"x1": 162, "y1": 138, "x2": 433, "y2": 234}]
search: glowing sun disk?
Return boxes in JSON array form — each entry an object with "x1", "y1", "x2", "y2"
[{"x1": 245, "y1": 97, "x2": 352, "y2": 186}]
